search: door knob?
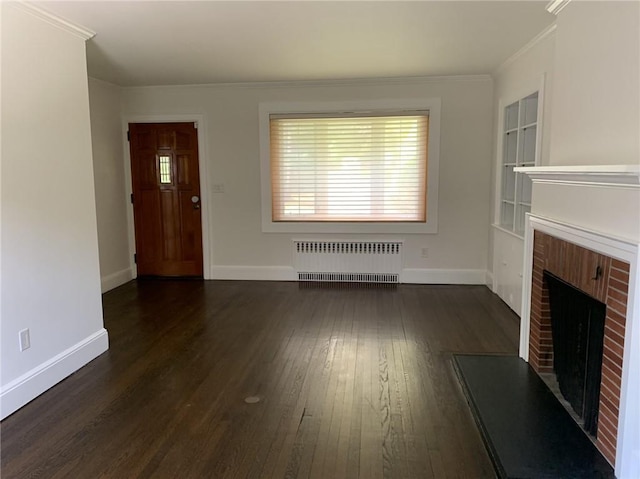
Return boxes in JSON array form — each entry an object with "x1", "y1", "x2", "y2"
[{"x1": 191, "y1": 195, "x2": 200, "y2": 209}]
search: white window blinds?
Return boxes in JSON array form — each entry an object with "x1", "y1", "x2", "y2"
[{"x1": 270, "y1": 113, "x2": 429, "y2": 222}]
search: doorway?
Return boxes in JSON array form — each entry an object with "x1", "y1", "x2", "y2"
[{"x1": 128, "y1": 122, "x2": 203, "y2": 277}]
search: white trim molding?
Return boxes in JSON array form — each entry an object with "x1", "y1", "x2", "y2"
[
  {"x1": 211, "y1": 266, "x2": 296, "y2": 281},
  {"x1": 485, "y1": 270, "x2": 494, "y2": 289},
  {"x1": 520, "y1": 214, "x2": 534, "y2": 361},
  {"x1": 209, "y1": 266, "x2": 487, "y2": 285},
  {"x1": 402, "y1": 268, "x2": 486, "y2": 285},
  {"x1": 0, "y1": 329, "x2": 109, "y2": 419},
  {"x1": 124, "y1": 74, "x2": 492, "y2": 92},
  {"x1": 494, "y1": 24, "x2": 556, "y2": 76},
  {"x1": 11, "y1": 2, "x2": 96, "y2": 40},
  {"x1": 515, "y1": 165, "x2": 640, "y2": 187},
  {"x1": 100, "y1": 268, "x2": 134, "y2": 293}
]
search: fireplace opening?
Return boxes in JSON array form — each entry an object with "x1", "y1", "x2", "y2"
[{"x1": 544, "y1": 271, "x2": 607, "y2": 437}]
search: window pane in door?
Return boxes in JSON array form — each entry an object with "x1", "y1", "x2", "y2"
[{"x1": 159, "y1": 155, "x2": 171, "y2": 184}]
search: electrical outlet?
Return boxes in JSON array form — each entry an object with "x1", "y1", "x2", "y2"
[
  {"x1": 421, "y1": 247, "x2": 429, "y2": 258},
  {"x1": 19, "y1": 328, "x2": 31, "y2": 351}
]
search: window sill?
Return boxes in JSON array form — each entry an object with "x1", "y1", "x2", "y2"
[{"x1": 262, "y1": 220, "x2": 438, "y2": 235}]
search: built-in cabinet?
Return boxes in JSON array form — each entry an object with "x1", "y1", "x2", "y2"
[
  {"x1": 500, "y1": 92, "x2": 538, "y2": 236},
  {"x1": 493, "y1": 89, "x2": 541, "y2": 315},
  {"x1": 492, "y1": 228, "x2": 525, "y2": 315}
]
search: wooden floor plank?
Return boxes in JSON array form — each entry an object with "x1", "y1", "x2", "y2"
[{"x1": 1, "y1": 281, "x2": 519, "y2": 479}]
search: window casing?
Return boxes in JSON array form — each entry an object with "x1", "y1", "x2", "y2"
[{"x1": 259, "y1": 99, "x2": 441, "y2": 234}]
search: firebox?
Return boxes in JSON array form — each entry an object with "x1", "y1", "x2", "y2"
[{"x1": 545, "y1": 271, "x2": 606, "y2": 436}]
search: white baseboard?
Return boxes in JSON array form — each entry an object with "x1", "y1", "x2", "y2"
[
  {"x1": 485, "y1": 270, "x2": 494, "y2": 289},
  {"x1": 211, "y1": 265, "x2": 296, "y2": 281},
  {"x1": 211, "y1": 266, "x2": 487, "y2": 284},
  {"x1": 0, "y1": 329, "x2": 109, "y2": 419},
  {"x1": 402, "y1": 268, "x2": 487, "y2": 284},
  {"x1": 101, "y1": 267, "x2": 134, "y2": 293}
]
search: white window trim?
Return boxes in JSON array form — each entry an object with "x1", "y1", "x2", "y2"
[{"x1": 259, "y1": 98, "x2": 441, "y2": 234}]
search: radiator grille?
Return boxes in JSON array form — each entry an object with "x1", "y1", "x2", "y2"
[
  {"x1": 297, "y1": 272, "x2": 399, "y2": 283},
  {"x1": 293, "y1": 241, "x2": 402, "y2": 284},
  {"x1": 295, "y1": 241, "x2": 401, "y2": 255}
]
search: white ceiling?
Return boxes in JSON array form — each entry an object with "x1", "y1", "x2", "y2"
[{"x1": 36, "y1": 1, "x2": 555, "y2": 87}]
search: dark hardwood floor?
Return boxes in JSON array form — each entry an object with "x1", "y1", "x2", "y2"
[{"x1": 1, "y1": 280, "x2": 520, "y2": 478}]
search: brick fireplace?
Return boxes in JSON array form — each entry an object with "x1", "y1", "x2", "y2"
[
  {"x1": 528, "y1": 230, "x2": 630, "y2": 465},
  {"x1": 515, "y1": 165, "x2": 640, "y2": 479}
]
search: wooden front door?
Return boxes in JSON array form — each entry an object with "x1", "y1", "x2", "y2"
[{"x1": 129, "y1": 122, "x2": 203, "y2": 277}]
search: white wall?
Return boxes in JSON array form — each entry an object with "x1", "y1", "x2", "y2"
[
  {"x1": 122, "y1": 77, "x2": 494, "y2": 283},
  {"x1": 88, "y1": 78, "x2": 132, "y2": 292},
  {"x1": 0, "y1": 3, "x2": 108, "y2": 419},
  {"x1": 488, "y1": 27, "x2": 556, "y2": 314},
  {"x1": 550, "y1": 1, "x2": 640, "y2": 166}
]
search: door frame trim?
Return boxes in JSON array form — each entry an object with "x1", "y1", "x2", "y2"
[{"x1": 121, "y1": 114, "x2": 211, "y2": 279}]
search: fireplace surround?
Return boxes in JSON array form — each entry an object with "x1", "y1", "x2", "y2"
[
  {"x1": 527, "y1": 230, "x2": 629, "y2": 464},
  {"x1": 517, "y1": 163, "x2": 640, "y2": 479}
]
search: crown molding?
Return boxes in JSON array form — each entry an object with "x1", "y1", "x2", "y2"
[
  {"x1": 121, "y1": 74, "x2": 492, "y2": 91},
  {"x1": 494, "y1": 23, "x2": 556, "y2": 76},
  {"x1": 546, "y1": 0, "x2": 571, "y2": 16},
  {"x1": 11, "y1": 2, "x2": 96, "y2": 40}
]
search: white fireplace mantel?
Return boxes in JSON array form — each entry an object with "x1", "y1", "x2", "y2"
[
  {"x1": 515, "y1": 164, "x2": 640, "y2": 186},
  {"x1": 515, "y1": 165, "x2": 640, "y2": 245}
]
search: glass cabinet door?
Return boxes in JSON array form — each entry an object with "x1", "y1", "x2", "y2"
[{"x1": 499, "y1": 91, "x2": 538, "y2": 236}]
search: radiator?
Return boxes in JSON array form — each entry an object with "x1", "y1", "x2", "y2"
[{"x1": 293, "y1": 241, "x2": 402, "y2": 283}]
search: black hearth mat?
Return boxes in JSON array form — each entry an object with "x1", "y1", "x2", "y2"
[{"x1": 453, "y1": 354, "x2": 615, "y2": 479}]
